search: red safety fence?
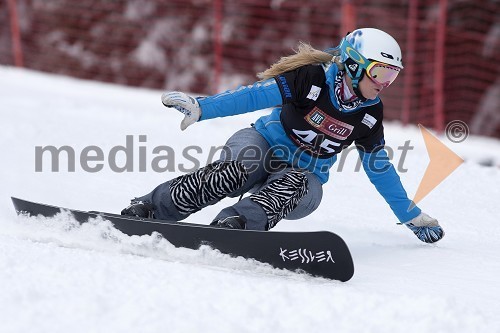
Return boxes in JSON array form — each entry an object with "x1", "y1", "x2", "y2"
[{"x1": 1, "y1": 0, "x2": 499, "y2": 137}]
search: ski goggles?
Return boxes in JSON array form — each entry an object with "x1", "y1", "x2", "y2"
[{"x1": 365, "y1": 61, "x2": 401, "y2": 87}]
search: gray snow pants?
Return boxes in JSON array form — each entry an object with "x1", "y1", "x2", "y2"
[{"x1": 134, "y1": 127, "x2": 323, "y2": 230}]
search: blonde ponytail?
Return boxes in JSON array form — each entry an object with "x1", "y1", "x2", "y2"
[{"x1": 257, "y1": 42, "x2": 343, "y2": 80}]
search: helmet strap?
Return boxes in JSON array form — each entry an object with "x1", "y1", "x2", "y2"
[{"x1": 344, "y1": 58, "x2": 367, "y2": 101}]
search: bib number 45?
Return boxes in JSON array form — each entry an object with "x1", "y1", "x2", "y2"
[{"x1": 292, "y1": 129, "x2": 340, "y2": 154}]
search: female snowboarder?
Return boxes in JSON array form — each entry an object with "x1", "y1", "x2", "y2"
[{"x1": 122, "y1": 28, "x2": 444, "y2": 243}]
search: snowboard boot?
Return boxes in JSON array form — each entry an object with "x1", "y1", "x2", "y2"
[
  {"x1": 121, "y1": 201, "x2": 155, "y2": 219},
  {"x1": 169, "y1": 160, "x2": 248, "y2": 215},
  {"x1": 210, "y1": 215, "x2": 247, "y2": 229}
]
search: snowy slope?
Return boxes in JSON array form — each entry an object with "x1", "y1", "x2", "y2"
[{"x1": 1, "y1": 66, "x2": 500, "y2": 333}]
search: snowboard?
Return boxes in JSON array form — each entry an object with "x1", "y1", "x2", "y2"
[{"x1": 11, "y1": 197, "x2": 354, "y2": 281}]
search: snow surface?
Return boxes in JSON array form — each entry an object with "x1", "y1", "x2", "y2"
[{"x1": 1, "y1": 66, "x2": 500, "y2": 333}]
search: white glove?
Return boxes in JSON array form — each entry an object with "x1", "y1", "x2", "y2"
[
  {"x1": 407, "y1": 212, "x2": 440, "y2": 227},
  {"x1": 403, "y1": 212, "x2": 444, "y2": 243},
  {"x1": 161, "y1": 92, "x2": 201, "y2": 130}
]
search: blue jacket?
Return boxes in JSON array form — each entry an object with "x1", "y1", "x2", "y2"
[{"x1": 196, "y1": 65, "x2": 420, "y2": 222}]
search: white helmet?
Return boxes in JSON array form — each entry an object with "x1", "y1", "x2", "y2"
[
  {"x1": 341, "y1": 28, "x2": 403, "y2": 68},
  {"x1": 338, "y1": 28, "x2": 403, "y2": 100}
]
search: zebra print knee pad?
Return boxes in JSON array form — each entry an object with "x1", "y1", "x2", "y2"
[
  {"x1": 169, "y1": 160, "x2": 248, "y2": 215},
  {"x1": 250, "y1": 170, "x2": 309, "y2": 230}
]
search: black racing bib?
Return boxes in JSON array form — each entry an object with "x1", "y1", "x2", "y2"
[{"x1": 275, "y1": 64, "x2": 385, "y2": 158}]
